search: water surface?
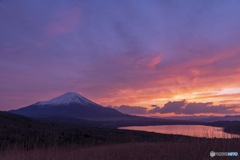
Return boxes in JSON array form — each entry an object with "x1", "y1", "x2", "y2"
[{"x1": 120, "y1": 125, "x2": 240, "y2": 139}]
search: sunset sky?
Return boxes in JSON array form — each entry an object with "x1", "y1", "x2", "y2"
[{"x1": 1, "y1": 0, "x2": 240, "y2": 117}]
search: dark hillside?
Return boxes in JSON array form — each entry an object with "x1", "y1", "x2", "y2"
[{"x1": 0, "y1": 111, "x2": 203, "y2": 150}]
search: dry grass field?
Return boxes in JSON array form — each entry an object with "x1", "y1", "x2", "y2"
[{"x1": 1, "y1": 138, "x2": 240, "y2": 160}]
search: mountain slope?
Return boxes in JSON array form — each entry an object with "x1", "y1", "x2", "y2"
[{"x1": 9, "y1": 92, "x2": 128, "y2": 119}]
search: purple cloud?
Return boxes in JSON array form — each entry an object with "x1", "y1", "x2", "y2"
[
  {"x1": 148, "y1": 100, "x2": 238, "y2": 115},
  {"x1": 148, "y1": 100, "x2": 187, "y2": 114}
]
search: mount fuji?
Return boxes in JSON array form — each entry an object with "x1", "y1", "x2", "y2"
[
  {"x1": 9, "y1": 92, "x2": 199, "y2": 127},
  {"x1": 9, "y1": 92, "x2": 127, "y2": 119}
]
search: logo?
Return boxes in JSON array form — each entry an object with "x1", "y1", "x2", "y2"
[
  {"x1": 210, "y1": 151, "x2": 238, "y2": 157},
  {"x1": 210, "y1": 151, "x2": 215, "y2": 157}
]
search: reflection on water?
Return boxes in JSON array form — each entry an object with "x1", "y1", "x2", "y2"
[{"x1": 119, "y1": 125, "x2": 240, "y2": 139}]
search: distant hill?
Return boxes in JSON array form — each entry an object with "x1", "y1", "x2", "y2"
[{"x1": 0, "y1": 111, "x2": 44, "y2": 129}]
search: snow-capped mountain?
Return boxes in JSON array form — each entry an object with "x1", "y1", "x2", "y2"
[
  {"x1": 36, "y1": 92, "x2": 97, "y2": 107},
  {"x1": 9, "y1": 92, "x2": 127, "y2": 119}
]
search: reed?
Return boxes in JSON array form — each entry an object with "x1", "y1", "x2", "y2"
[{"x1": 1, "y1": 133, "x2": 240, "y2": 160}]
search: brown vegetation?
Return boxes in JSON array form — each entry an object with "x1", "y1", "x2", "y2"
[{"x1": 1, "y1": 139, "x2": 240, "y2": 160}]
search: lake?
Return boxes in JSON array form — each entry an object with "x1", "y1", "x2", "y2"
[{"x1": 119, "y1": 125, "x2": 240, "y2": 139}]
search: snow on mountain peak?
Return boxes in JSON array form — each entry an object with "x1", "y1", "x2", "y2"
[{"x1": 37, "y1": 92, "x2": 96, "y2": 106}]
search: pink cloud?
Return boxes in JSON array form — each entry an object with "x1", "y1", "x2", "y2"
[
  {"x1": 136, "y1": 54, "x2": 162, "y2": 70},
  {"x1": 47, "y1": 8, "x2": 81, "y2": 35}
]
